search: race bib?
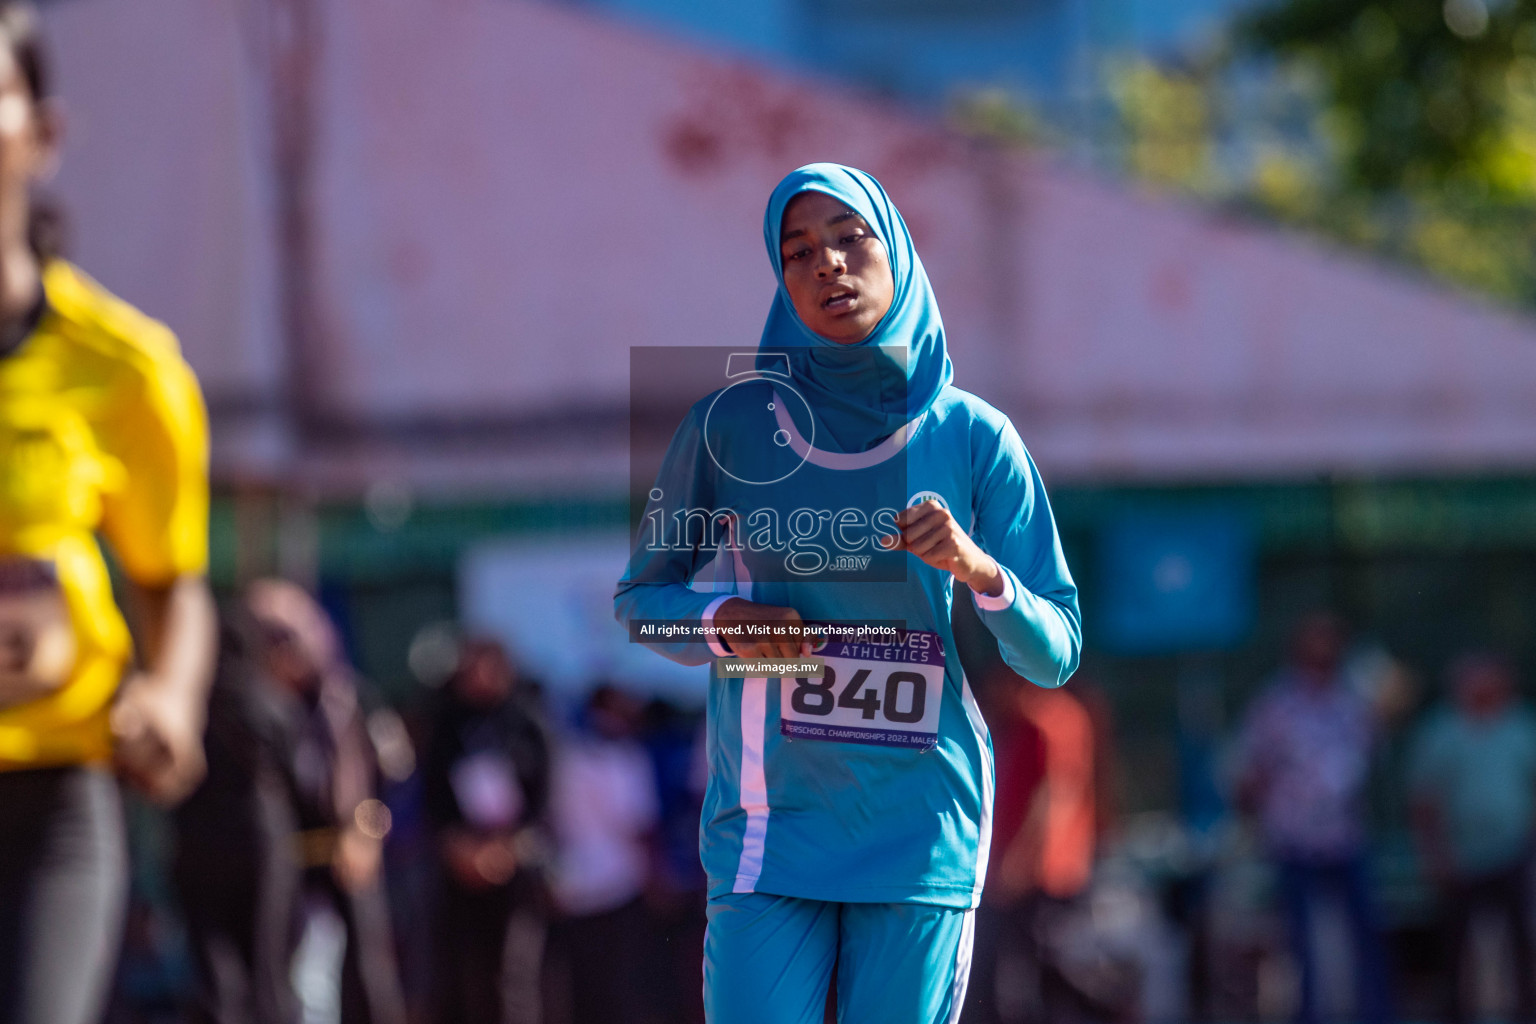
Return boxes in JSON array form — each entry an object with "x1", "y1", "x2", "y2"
[
  {"x1": 0, "y1": 558, "x2": 76, "y2": 709},
  {"x1": 780, "y1": 628, "x2": 945, "y2": 749}
]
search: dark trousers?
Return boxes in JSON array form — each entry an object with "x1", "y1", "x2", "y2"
[
  {"x1": 641, "y1": 889, "x2": 707, "y2": 1024},
  {"x1": 175, "y1": 807, "x2": 302, "y2": 1024},
  {"x1": 546, "y1": 897, "x2": 649, "y2": 1024},
  {"x1": 1442, "y1": 861, "x2": 1536, "y2": 1024},
  {"x1": 963, "y1": 894, "x2": 1100, "y2": 1024},
  {"x1": 963, "y1": 900, "x2": 1017, "y2": 1024},
  {"x1": 433, "y1": 876, "x2": 546, "y2": 1024},
  {"x1": 1277, "y1": 856, "x2": 1395, "y2": 1024},
  {"x1": 0, "y1": 766, "x2": 129, "y2": 1024}
]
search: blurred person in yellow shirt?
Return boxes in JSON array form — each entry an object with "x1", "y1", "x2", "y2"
[{"x1": 0, "y1": 4, "x2": 216, "y2": 1023}]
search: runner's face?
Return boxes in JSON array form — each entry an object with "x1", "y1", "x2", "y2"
[
  {"x1": 779, "y1": 191, "x2": 893, "y2": 345},
  {"x1": 0, "y1": 47, "x2": 55, "y2": 239}
]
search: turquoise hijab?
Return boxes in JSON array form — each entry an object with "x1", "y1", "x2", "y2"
[{"x1": 758, "y1": 163, "x2": 953, "y2": 454}]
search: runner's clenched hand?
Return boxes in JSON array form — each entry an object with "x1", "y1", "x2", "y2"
[
  {"x1": 712, "y1": 598, "x2": 812, "y2": 659},
  {"x1": 881, "y1": 500, "x2": 1005, "y2": 597}
]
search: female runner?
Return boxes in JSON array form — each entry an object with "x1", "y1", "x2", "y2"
[
  {"x1": 616, "y1": 163, "x2": 1080, "y2": 1024},
  {"x1": 0, "y1": 5, "x2": 216, "y2": 1022}
]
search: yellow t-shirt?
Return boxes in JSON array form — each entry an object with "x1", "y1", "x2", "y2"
[{"x1": 0, "y1": 260, "x2": 208, "y2": 769}]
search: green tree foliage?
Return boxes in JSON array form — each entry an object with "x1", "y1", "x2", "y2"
[
  {"x1": 1235, "y1": 0, "x2": 1536, "y2": 303},
  {"x1": 948, "y1": 2, "x2": 1536, "y2": 305},
  {"x1": 1241, "y1": 0, "x2": 1536, "y2": 197},
  {"x1": 946, "y1": 3, "x2": 1536, "y2": 303}
]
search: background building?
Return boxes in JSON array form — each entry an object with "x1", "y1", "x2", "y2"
[{"x1": 34, "y1": 1, "x2": 1536, "y2": 1014}]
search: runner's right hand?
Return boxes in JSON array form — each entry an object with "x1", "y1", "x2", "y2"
[{"x1": 712, "y1": 598, "x2": 811, "y2": 659}]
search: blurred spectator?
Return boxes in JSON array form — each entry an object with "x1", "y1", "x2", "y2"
[
  {"x1": 1022, "y1": 683, "x2": 1107, "y2": 904},
  {"x1": 173, "y1": 608, "x2": 303, "y2": 1024},
  {"x1": 1235, "y1": 612, "x2": 1394, "y2": 1024},
  {"x1": 422, "y1": 638, "x2": 551, "y2": 1024},
  {"x1": 1170, "y1": 666, "x2": 1228, "y2": 1023},
  {"x1": 545, "y1": 684, "x2": 659, "y2": 1024},
  {"x1": 965, "y1": 683, "x2": 1046, "y2": 1024},
  {"x1": 1408, "y1": 651, "x2": 1536, "y2": 1024},
  {"x1": 636, "y1": 698, "x2": 708, "y2": 1024},
  {"x1": 245, "y1": 579, "x2": 408, "y2": 1024},
  {"x1": 1019, "y1": 680, "x2": 1111, "y2": 1020},
  {"x1": 967, "y1": 674, "x2": 1105, "y2": 1024}
]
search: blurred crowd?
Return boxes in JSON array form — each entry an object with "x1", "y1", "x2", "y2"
[
  {"x1": 100, "y1": 585, "x2": 1536, "y2": 1024},
  {"x1": 106, "y1": 580, "x2": 709, "y2": 1024}
]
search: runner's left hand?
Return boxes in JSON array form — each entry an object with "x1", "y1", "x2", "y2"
[{"x1": 882, "y1": 500, "x2": 1005, "y2": 597}]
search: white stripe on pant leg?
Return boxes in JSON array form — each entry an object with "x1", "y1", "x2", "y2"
[
  {"x1": 733, "y1": 676, "x2": 769, "y2": 892},
  {"x1": 946, "y1": 909, "x2": 977, "y2": 1024},
  {"x1": 960, "y1": 675, "x2": 994, "y2": 905}
]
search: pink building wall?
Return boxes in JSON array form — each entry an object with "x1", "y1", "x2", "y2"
[{"x1": 39, "y1": 0, "x2": 1536, "y2": 491}]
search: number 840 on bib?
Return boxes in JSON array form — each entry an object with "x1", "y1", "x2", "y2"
[{"x1": 778, "y1": 629, "x2": 944, "y2": 750}]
